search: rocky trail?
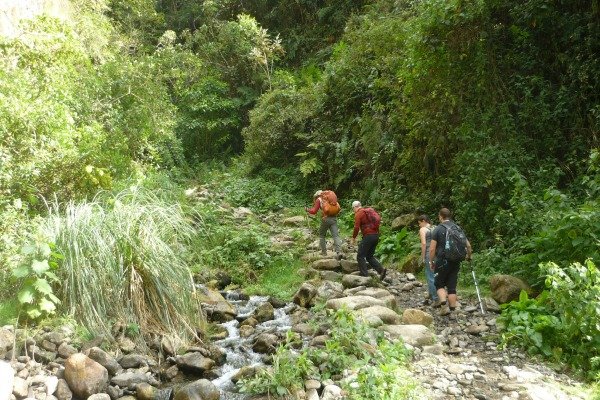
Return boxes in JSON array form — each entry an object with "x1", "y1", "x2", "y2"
[{"x1": 0, "y1": 210, "x2": 592, "y2": 400}]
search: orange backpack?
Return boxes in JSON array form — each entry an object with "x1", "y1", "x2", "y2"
[{"x1": 320, "y1": 190, "x2": 340, "y2": 217}]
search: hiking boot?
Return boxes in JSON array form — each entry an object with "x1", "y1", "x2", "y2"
[
  {"x1": 379, "y1": 268, "x2": 387, "y2": 280},
  {"x1": 438, "y1": 306, "x2": 451, "y2": 316}
]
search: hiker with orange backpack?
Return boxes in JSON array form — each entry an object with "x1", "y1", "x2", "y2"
[
  {"x1": 305, "y1": 190, "x2": 342, "y2": 258},
  {"x1": 351, "y1": 201, "x2": 387, "y2": 280}
]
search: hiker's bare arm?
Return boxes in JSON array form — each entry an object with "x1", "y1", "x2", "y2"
[
  {"x1": 419, "y1": 227, "x2": 427, "y2": 262},
  {"x1": 429, "y1": 240, "x2": 437, "y2": 270},
  {"x1": 466, "y1": 239, "x2": 472, "y2": 260}
]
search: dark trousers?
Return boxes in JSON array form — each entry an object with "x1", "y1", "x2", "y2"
[{"x1": 357, "y1": 234, "x2": 384, "y2": 276}]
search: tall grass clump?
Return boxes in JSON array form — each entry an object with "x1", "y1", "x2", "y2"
[{"x1": 45, "y1": 189, "x2": 202, "y2": 345}]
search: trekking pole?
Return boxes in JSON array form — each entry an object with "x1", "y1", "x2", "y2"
[{"x1": 470, "y1": 260, "x2": 486, "y2": 315}]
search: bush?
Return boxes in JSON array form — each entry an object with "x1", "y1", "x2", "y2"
[
  {"x1": 44, "y1": 189, "x2": 203, "y2": 345},
  {"x1": 499, "y1": 260, "x2": 600, "y2": 380}
]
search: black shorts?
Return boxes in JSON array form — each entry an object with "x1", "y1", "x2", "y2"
[{"x1": 434, "y1": 259, "x2": 460, "y2": 294}]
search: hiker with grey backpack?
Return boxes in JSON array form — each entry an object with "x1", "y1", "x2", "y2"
[{"x1": 428, "y1": 208, "x2": 472, "y2": 316}]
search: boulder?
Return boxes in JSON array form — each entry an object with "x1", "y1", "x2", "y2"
[
  {"x1": 63, "y1": 353, "x2": 109, "y2": 399},
  {"x1": 282, "y1": 216, "x2": 304, "y2": 226},
  {"x1": 252, "y1": 333, "x2": 278, "y2": 354},
  {"x1": 380, "y1": 324, "x2": 435, "y2": 346},
  {"x1": 341, "y1": 275, "x2": 372, "y2": 288},
  {"x1": 292, "y1": 283, "x2": 318, "y2": 308},
  {"x1": 325, "y1": 295, "x2": 385, "y2": 311},
  {"x1": 319, "y1": 270, "x2": 343, "y2": 282},
  {"x1": 119, "y1": 354, "x2": 147, "y2": 369},
  {"x1": 355, "y1": 306, "x2": 401, "y2": 325},
  {"x1": 391, "y1": 214, "x2": 416, "y2": 231},
  {"x1": 0, "y1": 361, "x2": 14, "y2": 400},
  {"x1": 13, "y1": 376, "x2": 28, "y2": 398},
  {"x1": 253, "y1": 302, "x2": 275, "y2": 323},
  {"x1": 239, "y1": 325, "x2": 254, "y2": 338},
  {"x1": 311, "y1": 259, "x2": 340, "y2": 271},
  {"x1": 57, "y1": 343, "x2": 77, "y2": 359},
  {"x1": 231, "y1": 366, "x2": 257, "y2": 383},
  {"x1": 340, "y1": 259, "x2": 359, "y2": 273},
  {"x1": 197, "y1": 286, "x2": 236, "y2": 322},
  {"x1": 173, "y1": 379, "x2": 219, "y2": 400},
  {"x1": 174, "y1": 353, "x2": 215, "y2": 374},
  {"x1": 0, "y1": 328, "x2": 14, "y2": 357},
  {"x1": 490, "y1": 275, "x2": 531, "y2": 304},
  {"x1": 321, "y1": 385, "x2": 343, "y2": 400},
  {"x1": 110, "y1": 372, "x2": 150, "y2": 388},
  {"x1": 354, "y1": 288, "x2": 392, "y2": 299},
  {"x1": 136, "y1": 383, "x2": 158, "y2": 400},
  {"x1": 55, "y1": 379, "x2": 72, "y2": 400},
  {"x1": 87, "y1": 347, "x2": 121, "y2": 376},
  {"x1": 402, "y1": 309, "x2": 434, "y2": 326},
  {"x1": 316, "y1": 281, "x2": 344, "y2": 300}
]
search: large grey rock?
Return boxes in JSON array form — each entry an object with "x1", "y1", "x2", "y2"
[
  {"x1": 252, "y1": 333, "x2": 278, "y2": 354},
  {"x1": 119, "y1": 354, "x2": 147, "y2": 369},
  {"x1": 391, "y1": 214, "x2": 415, "y2": 231},
  {"x1": 43, "y1": 331, "x2": 65, "y2": 345},
  {"x1": 341, "y1": 275, "x2": 372, "y2": 288},
  {"x1": 490, "y1": 275, "x2": 531, "y2": 304},
  {"x1": 339, "y1": 260, "x2": 359, "y2": 273},
  {"x1": 110, "y1": 372, "x2": 150, "y2": 388},
  {"x1": 253, "y1": 302, "x2": 274, "y2": 323},
  {"x1": 354, "y1": 288, "x2": 392, "y2": 299},
  {"x1": 402, "y1": 309, "x2": 434, "y2": 326},
  {"x1": 319, "y1": 270, "x2": 343, "y2": 282},
  {"x1": 57, "y1": 343, "x2": 77, "y2": 359},
  {"x1": 380, "y1": 324, "x2": 435, "y2": 346},
  {"x1": 54, "y1": 380, "x2": 72, "y2": 400},
  {"x1": 321, "y1": 385, "x2": 343, "y2": 400},
  {"x1": 293, "y1": 283, "x2": 318, "y2": 308},
  {"x1": 173, "y1": 379, "x2": 219, "y2": 400},
  {"x1": 355, "y1": 306, "x2": 401, "y2": 325},
  {"x1": 12, "y1": 376, "x2": 28, "y2": 398},
  {"x1": 0, "y1": 361, "x2": 14, "y2": 400},
  {"x1": 326, "y1": 295, "x2": 385, "y2": 311},
  {"x1": 174, "y1": 353, "x2": 215, "y2": 374},
  {"x1": 197, "y1": 287, "x2": 236, "y2": 322},
  {"x1": 316, "y1": 281, "x2": 344, "y2": 300},
  {"x1": 87, "y1": 347, "x2": 121, "y2": 376},
  {"x1": 0, "y1": 328, "x2": 14, "y2": 356},
  {"x1": 311, "y1": 259, "x2": 340, "y2": 271},
  {"x1": 63, "y1": 353, "x2": 109, "y2": 399},
  {"x1": 231, "y1": 366, "x2": 257, "y2": 384}
]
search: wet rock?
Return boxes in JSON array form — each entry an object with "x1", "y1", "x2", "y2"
[
  {"x1": 341, "y1": 275, "x2": 372, "y2": 288},
  {"x1": 252, "y1": 333, "x2": 278, "y2": 354},
  {"x1": 63, "y1": 353, "x2": 109, "y2": 399},
  {"x1": 174, "y1": 353, "x2": 215, "y2": 374},
  {"x1": 173, "y1": 379, "x2": 219, "y2": 400},
  {"x1": 293, "y1": 283, "x2": 318, "y2": 308},
  {"x1": 87, "y1": 347, "x2": 121, "y2": 376},
  {"x1": 0, "y1": 361, "x2": 14, "y2": 400},
  {"x1": 54, "y1": 380, "x2": 71, "y2": 400},
  {"x1": 311, "y1": 259, "x2": 340, "y2": 271},
  {"x1": 355, "y1": 306, "x2": 400, "y2": 325},
  {"x1": 110, "y1": 372, "x2": 150, "y2": 388},
  {"x1": 13, "y1": 376, "x2": 28, "y2": 398},
  {"x1": 239, "y1": 317, "x2": 258, "y2": 327},
  {"x1": 254, "y1": 302, "x2": 275, "y2": 323},
  {"x1": 268, "y1": 297, "x2": 287, "y2": 308},
  {"x1": 136, "y1": 383, "x2": 157, "y2": 400},
  {"x1": 57, "y1": 343, "x2": 77, "y2": 360},
  {"x1": 380, "y1": 325, "x2": 435, "y2": 347},
  {"x1": 326, "y1": 295, "x2": 385, "y2": 311},
  {"x1": 239, "y1": 325, "x2": 255, "y2": 338},
  {"x1": 208, "y1": 325, "x2": 228, "y2": 341},
  {"x1": 402, "y1": 309, "x2": 434, "y2": 326},
  {"x1": 203, "y1": 302, "x2": 236, "y2": 323},
  {"x1": 490, "y1": 275, "x2": 530, "y2": 304},
  {"x1": 119, "y1": 354, "x2": 147, "y2": 369},
  {"x1": 231, "y1": 366, "x2": 257, "y2": 383}
]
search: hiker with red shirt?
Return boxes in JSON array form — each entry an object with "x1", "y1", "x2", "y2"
[
  {"x1": 306, "y1": 190, "x2": 342, "y2": 258},
  {"x1": 351, "y1": 201, "x2": 387, "y2": 280}
]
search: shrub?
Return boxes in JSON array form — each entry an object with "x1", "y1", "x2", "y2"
[{"x1": 44, "y1": 189, "x2": 202, "y2": 345}]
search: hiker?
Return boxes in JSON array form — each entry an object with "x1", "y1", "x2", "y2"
[
  {"x1": 428, "y1": 208, "x2": 472, "y2": 316},
  {"x1": 418, "y1": 214, "x2": 439, "y2": 306},
  {"x1": 305, "y1": 190, "x2": 342, "y2": 258},
  {"x1": 351, "y1": 201, "x2": 387, "y2": 280}
]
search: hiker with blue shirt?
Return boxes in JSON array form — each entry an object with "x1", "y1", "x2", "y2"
[
  {"x1": 418, "y1": 215, "x2": 439, "y2": 306},
  {"x1": 429, "y1": 208, "x2": 472, "y2": 316}
]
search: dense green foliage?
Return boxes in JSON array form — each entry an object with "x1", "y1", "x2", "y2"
[
  {"x1": 499, "y1": 260, "x2": 600, "y2": 380},
  {"x1": 239, "y1": 308, "x2": 421, "y2": 398}
]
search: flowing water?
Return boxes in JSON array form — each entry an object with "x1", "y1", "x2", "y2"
[{"x1": 210, "y1": 293, "x2": 295, "y2": 399}]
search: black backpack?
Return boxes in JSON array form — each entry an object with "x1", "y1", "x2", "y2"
[{"x1": 441, "y1": 222, "x2": 468, "y2": 262}]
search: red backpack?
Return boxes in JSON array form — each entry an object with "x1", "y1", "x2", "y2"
[
  {"x1": 362, "y1": 207, "x2": 381, "y2": 230},
  {"x1": 320, "y1": 190, "x2": 340, "y2": 217}
]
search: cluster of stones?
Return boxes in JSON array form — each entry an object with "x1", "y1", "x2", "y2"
[{"x1": 0, "y1": 323, "x2": 228, "y2": 400}]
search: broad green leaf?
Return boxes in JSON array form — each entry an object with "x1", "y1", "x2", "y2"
[
  {"x1": 39, "y1": 298, "x2": 57, "y2": 313},
  {"x1": 18, "y1": 289, "x2": 35, "y2": 304},
  {"x1": 12, "y1": 265, "x2": 30, "y2": 278},
  {"x1": 31, "y1": 259, "x2": 50, "y2": 275},
  {"x1": 44, "y1": 271, "x2": 59, "y2": 282},
  {"x1": 34, "y1": 278, "x2": 53, "y2": 295},
  {"x1": 48, "y1": 293, "x2": 61, "y2": 304},
  {"x1": 26, "y1": 308, "x2": 42, "y2": 319}
]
